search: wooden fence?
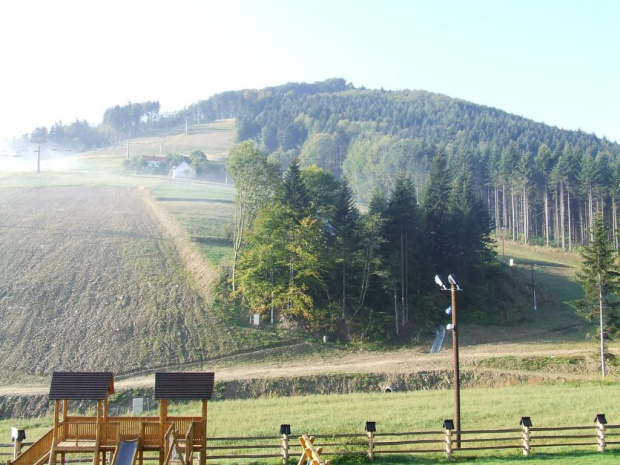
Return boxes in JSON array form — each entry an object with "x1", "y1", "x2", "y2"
[
  {"x1": 3, "y1": 415, "x2": 619, "y2": 464},
  {"x1": 205, "y1": 415, "x2": 619, "y2": 463}
]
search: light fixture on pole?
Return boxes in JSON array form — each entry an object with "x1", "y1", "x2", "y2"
[{"x1": 435, "y1": 273, "x2": 463, "y2": 448}]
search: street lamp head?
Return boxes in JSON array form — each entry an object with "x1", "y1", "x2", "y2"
[
  {"x1": 448, "y1": 274, "x2": 463, "y2": 290},
  {"x1": 446, "y1": 323, "x2": 454, "y2": 331},
  {"x1": 445, "y1": 306, "x2": 452, "y2": 316},
  {"x1": 435, "y1": 274, "x2": 448, "y2": 290}
]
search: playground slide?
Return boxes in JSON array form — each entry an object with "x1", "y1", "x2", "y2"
[{"x1": 111, "y1": 439, "x2": 139, "y2": 465}]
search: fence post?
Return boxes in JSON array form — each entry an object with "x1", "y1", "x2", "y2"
[
  {"x1": 442, "y1": 420, "x2": 454, "y2": 459},
  {"x1": 595, "y1": 414, "x2": 607, "y2": 452},
  {"x1": 280, "y1": 424, "x2": 291, "y2": 465},
  {"x1": 11, "y1": 428, "x2": 25, "y2": 460},
  {"x1": 520, "y1": 417, "x2": 532, "y2": 457},
  {"x1": 365, "y1": 422, "x2": 376, "y2": 460}
]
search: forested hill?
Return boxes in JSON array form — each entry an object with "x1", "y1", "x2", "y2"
[
  {"x1": 183, "y1": 78, "x2": 620, "y2": 252},
  {"x1": 188, "y1": 78, "x2": 619, "y2": 200}
]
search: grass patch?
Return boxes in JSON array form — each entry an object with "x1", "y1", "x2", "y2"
[{"x1": 477, "y1": 355, "x2": 587, "y2": 372}]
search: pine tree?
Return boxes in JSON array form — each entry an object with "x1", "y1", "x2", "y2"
[
  {"x1": 423, "y1": 147, "x2": 452, "y2": 273},
  {"x1": 330, "y1": 179, "x2": 361, "y2": 322},
  {"x1": 282, "y1": 157, "x2": 311, "y2": 221},
  {"x1": 570, "y1": 214, "x2": 620, "y2": 379},
  {"x1": 383, "y1": 174, "x2": 419, "y2": 332}
]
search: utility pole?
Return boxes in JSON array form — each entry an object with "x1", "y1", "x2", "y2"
[
  {"x1": 31, "y1": 138, "x2": 46, "y2": 173},
  {"x1": 451, "y1": 280, "x2": 461, "y2": 448},
  {"x1": 531, "y1": 264, "x2": 537, "y2": 311}
]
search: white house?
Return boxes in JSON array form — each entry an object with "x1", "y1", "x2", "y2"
[{"x1": 172, "y1": 161, "x2": 195, "y2": 178}]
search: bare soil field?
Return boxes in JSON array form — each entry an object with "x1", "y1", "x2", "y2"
[{"x1": 0, "y1": 185, "x2": 272, "y2": 385}]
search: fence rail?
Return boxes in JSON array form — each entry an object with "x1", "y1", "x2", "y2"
[{"x1": 4, "y1": 415, "x2": 618, "y2": 464}]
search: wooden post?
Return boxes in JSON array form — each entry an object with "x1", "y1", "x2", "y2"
[
  {"x1": 160, "y1": 399, "x2": 167, "y2": 464},
  {"x1": 367, "y1": 431, "x2": 374, "y2": 461},
  {"x1": 522, "y1": 425, "x2": 531, "y2": 456},
  {"x1": 13, "y1": 437, "x2": 22, "y2": 460},
  {"x1": 201, "y1": 399, "x2": 207, "y2": 465},
  {"x1": 62, "y1": 400, "x2": 68, "y2": 441},
  {"x1": 281, "y1": 432, "x2": 289, "y2": 465},
  {"x1": 596, "y1": 417, "x2": 606, "y2": 452},
  {"x1": 444, "y1": 426, "x2": 453, "y2": 459}
]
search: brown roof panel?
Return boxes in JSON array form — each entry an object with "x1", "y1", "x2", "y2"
[
  {"x1": 49, "y1": 372, "x2": 114, "y2": 400},
  {"x1": 155, "y1": 372, "x2": 215, "y2": 400}
]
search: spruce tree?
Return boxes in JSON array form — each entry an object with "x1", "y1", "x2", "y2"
[
  {"x1": 282, "y1": 157, "x2": 311, "y2": 221},
  {"x1": 570, "y1": 214, "x2": 620, "y2": 379}
]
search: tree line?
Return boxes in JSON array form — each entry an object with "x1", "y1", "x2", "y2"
[
  {"x1": 228, "y1": 79, "x2": 620, "y2": 251},
  {"x1": 227, "y1": 142, "x2": 495, "y2": 340}
]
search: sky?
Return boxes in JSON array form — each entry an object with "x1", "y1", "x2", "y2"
[{"x1": 1, "y1": 0, "x2": 619, "y2": 146}]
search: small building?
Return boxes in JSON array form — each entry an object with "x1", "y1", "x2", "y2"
[
  {"x1": 142, "y1": 155, "x2": 167, "y2": 168},
  {"x1": 172, "y1": 161, "x2": 195, "y2": 179}
]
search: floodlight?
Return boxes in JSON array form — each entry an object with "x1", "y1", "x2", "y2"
[
  {"x1": 445, "y1": 306, "x2": 452, "y2": 316},
  {"x1": 446, "y1": 323, "x2": 454, "y2": 331},
  {"x1": 448, "y1": 274, "x2": 463, "y2": 290},
  {"x1": 435, "y1": 274, "x2": 447, "y2": 290}
]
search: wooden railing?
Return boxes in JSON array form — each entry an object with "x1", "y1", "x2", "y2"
[
  {"x1": 100, "y1": 422, "x2": 120, "y2": 447},
  {"x1": 6, "y1": 429, "x2": 53, "y2": 465},
  {"x1": 163, "y1": 424, "x2": 185, "y2": 465}
]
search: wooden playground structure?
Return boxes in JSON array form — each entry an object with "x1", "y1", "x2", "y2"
[{"x1": 8, "y1": 371, "x2": 214, "y2": 465}]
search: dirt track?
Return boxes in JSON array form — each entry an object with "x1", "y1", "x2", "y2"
[{"x1": 0, "y1": 335, "x2": 606, "y2": 397}]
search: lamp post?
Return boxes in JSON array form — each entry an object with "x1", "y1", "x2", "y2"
[
  {"x1": 501, "y1": 226, "x2": 506, "y2": 263},
  {"x1": 435, "y1": 274, "x2": 462, "y2": 448}
]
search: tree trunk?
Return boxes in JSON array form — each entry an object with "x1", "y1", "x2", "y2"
[
  {"x1": 502, "y1": 183, "x2": 508, "y2": 232},
  {"x1": 523, "y1": 186, "x2": 528, "y2": 244},
  {"x1": 394, "y1": 289, "x2": 399, "y2": 335},
  {"x1": 544, "y1": 187, "x2": 550, "y2": 247},
  {"x1": 511, "y1": 188, "x2": 516, "y2": 241},
  {"x1": 589, "y1": 187, "x2": 594, "y2": 241},
  {"x1": 567, "y1": 186, "x2": 572, "y2": 251},
  {"x1": 495, "y1": 186, "x2": 500, "y2": 230},
  {"x1": 613, "y1": 196, "x2": 618, "y2": 250},
  {"x1": 560, "y1": 180, "x2": 566, "y2": 251},
  {"x1": 599, "y1": 277, "x2": 606, "y2": 380}
]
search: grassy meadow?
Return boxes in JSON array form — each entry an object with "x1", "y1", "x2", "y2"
[{"x1": 3, "y1": 383, "x2": 619, "y2": 463}]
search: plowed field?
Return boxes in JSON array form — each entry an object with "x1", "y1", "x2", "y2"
[{"x1": 0, "y1": 186, "x2": 264, "y2": 384}]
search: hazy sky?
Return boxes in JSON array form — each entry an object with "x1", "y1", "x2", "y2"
[{"x1": 1, "y1": 0, "x2": 619, "y2": 143}]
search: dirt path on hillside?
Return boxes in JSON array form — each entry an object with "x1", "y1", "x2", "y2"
[{"x1": 0, "y1": 339, "x2": 601, "y2": 396}]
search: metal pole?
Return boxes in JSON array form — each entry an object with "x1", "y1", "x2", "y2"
[
  {"x1": 451, "y1": 283, "x2": 460, "y2": 448},
  {"x1": 532, "y1": 264, "x2": 537, "y2": 311},
  {"x1": 36, "y1": 142, "x2": 41, "y2": 173}
]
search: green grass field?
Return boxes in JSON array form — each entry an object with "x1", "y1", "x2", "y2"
[{"x1": 4, "y1": 383, "x2": 619, "y2": 463}]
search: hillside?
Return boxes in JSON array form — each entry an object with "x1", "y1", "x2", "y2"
[{"x1": 0, "y1": 184, "x2": 280, "y2": 384}]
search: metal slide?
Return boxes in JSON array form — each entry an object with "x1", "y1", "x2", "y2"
[{"x1": 111, "y1": 439, "x2": 139, "y2": 465}]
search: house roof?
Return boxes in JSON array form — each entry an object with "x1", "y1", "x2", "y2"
[
  {"x1": 154, "y1": 372, "x2": 215, "y2": 400},
  {"x1": 49, "y1": 372, "x2": 115, "y2": 400},
  {"x1": 142, "y1": 155, "x2": 167, "y2": 162}
]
